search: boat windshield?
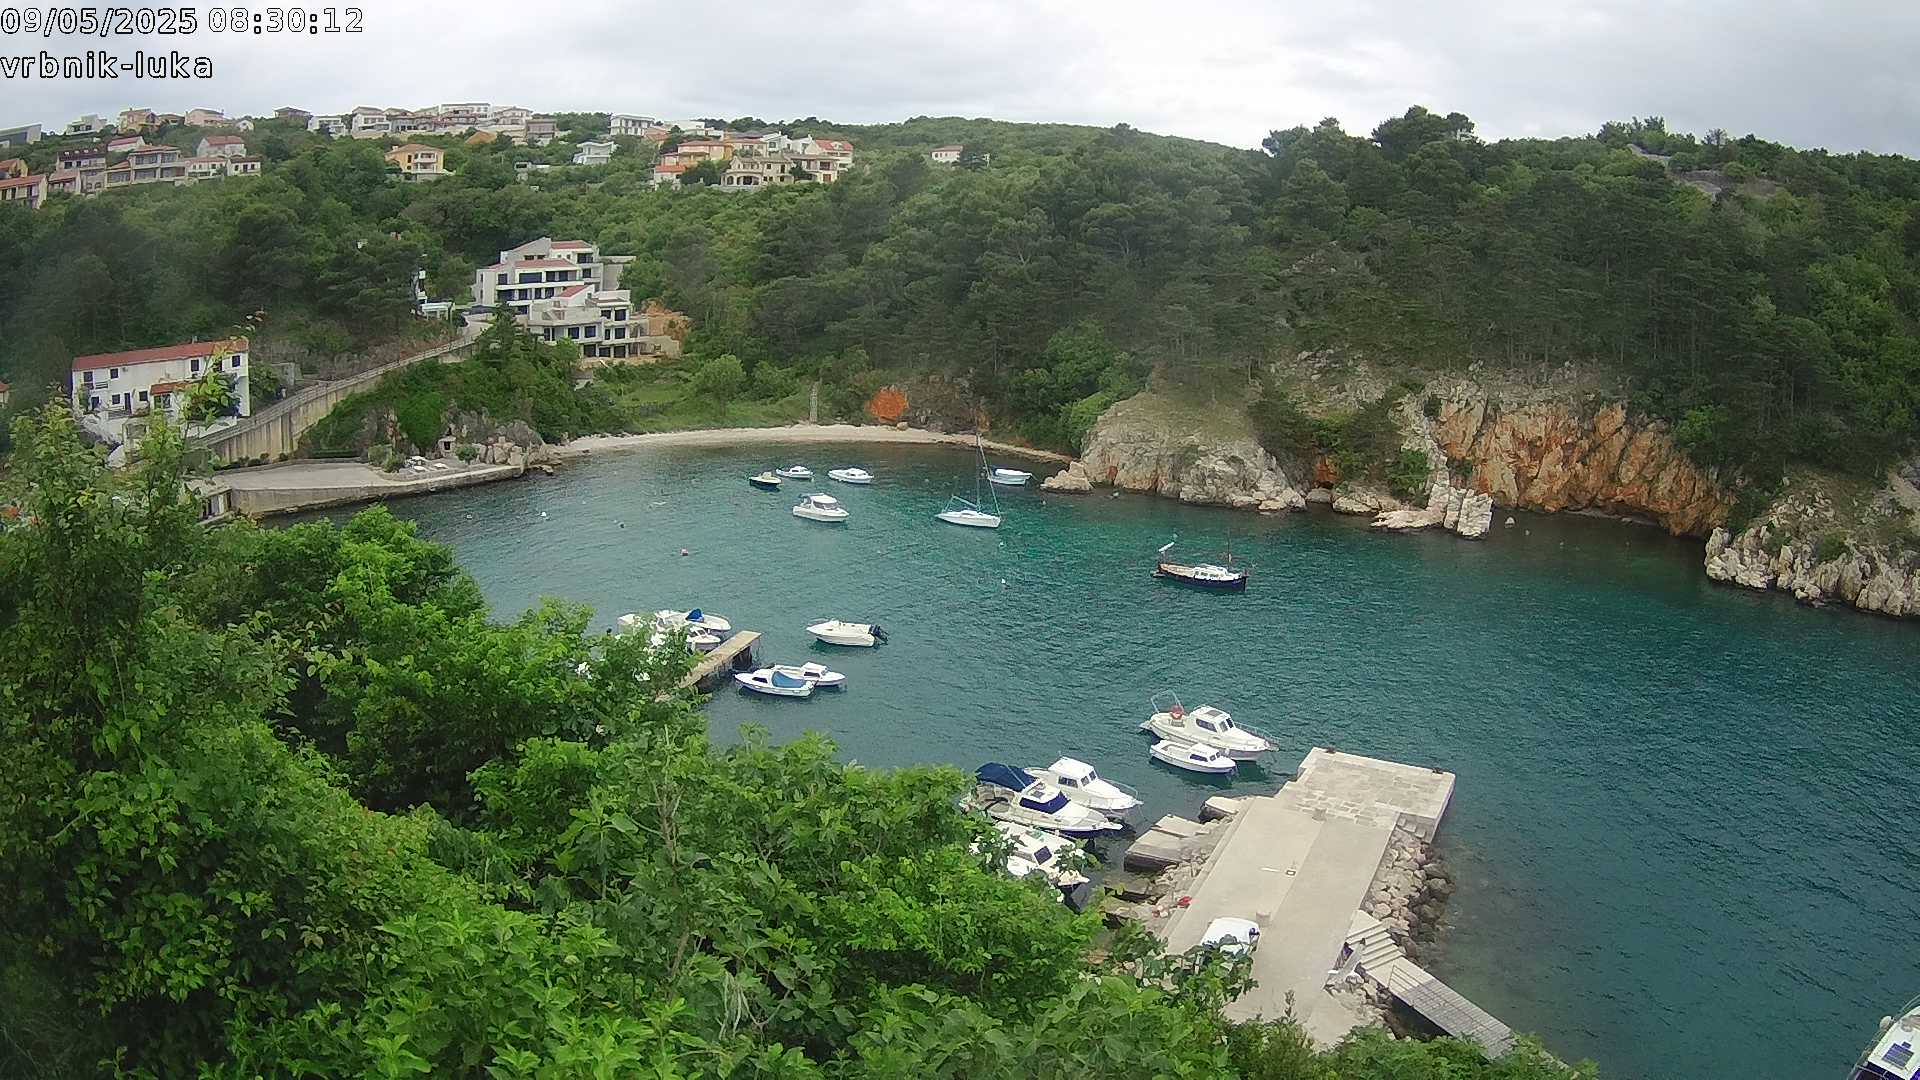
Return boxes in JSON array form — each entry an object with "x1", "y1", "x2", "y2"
[{"x1": 1020, "y1": 785, "x2": 1070, "y2": 814}]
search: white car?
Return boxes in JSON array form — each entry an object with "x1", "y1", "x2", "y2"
[{"x1": 1201, "y1": 917, "x2": 1260, "y2": 955}]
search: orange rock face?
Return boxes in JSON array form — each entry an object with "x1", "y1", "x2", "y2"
[
  {"x1": 865, "y1": 386, "x2": 908, "y2": 423},
  {"x1": 1429, "y1": 400, "x2": 1730, "y2": 535}
]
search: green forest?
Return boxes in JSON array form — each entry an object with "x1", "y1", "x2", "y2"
[
  {"x1": 0, "y1": 406, "x2": 1595, "y2": 1077},
  {"x1": 4, "y1": 108, "x2": 1919, "y2": 476}
]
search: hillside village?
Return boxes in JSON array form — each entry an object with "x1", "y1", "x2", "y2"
[{"x1": 0, "y1": 100, "x2": 979, "y2": 462}]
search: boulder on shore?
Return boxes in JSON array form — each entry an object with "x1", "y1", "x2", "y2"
[
  {"x1": 1041, "y1": 461, "x2": 1094, "y2": 493},
  {"x1": 1367, "y1": 482, "x2": 1493, "y2": 539}
]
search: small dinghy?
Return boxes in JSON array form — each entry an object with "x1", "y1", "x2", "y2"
[
  {"x1": 992, "y1": 821, "x2": 1089, "y2": 889},
  {"x1": 1150, "y1": 740, "x2": 1238, "y2": 775},
  {"x1": 1140, "y1": 692, "x2": 1273, "y2": 760},
  {"x1": 828, "y1": 467, "x2": 874, "y2": 484},
  {"x1": 775, "y1": 465, "x2": 813, "y2": 479},
  {"x1": 748, "y1": 471, "x2": 783, "y2": 489},
  {"x1": 971, "y1": 763, "x2": 1123, "y2": 837},
  {"x1": 988, "y1": 467, "x2": 1032, "y2": 486},
  {"x1": 792, "y1": 493, "x2": 849, "y2": 522},
  {"x1": 1028, "y1": 757, "x2": 1141, "y2": 813},
  {"x1": 734, "y1": 667, "x2": 816, "y2": 698},
  {"x1": 770, "y1": 662, "x2": 847, "y2": 689},
  {"x1": 805, "y1": 620, "x2": 887, "y2": 647}
]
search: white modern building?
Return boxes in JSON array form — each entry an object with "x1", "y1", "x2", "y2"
[
  {"x1": 930, "y1": 144, "x2": 963, "y2": 164},
  {"x1": 610, "y1": 114, "x2": 662, "y2": 138},
  {"x1": 471, "y1": 238, "x2": 641, "y2": 360},
  {"x1": 350, "y1": 107, "x2": 391, "y2": 139},
  {"x1": 66, "y1": 113, "x2": 111, "y2": 136},
  {"x1": 70, "y1": 338, "x2": 251, "y2": 446},
  {"x1": 308, "y1": 114, "x2": 348, "y2": 137},
  {"x1": 572, "y1": 140, "x2": 616, "y2": 166},
  {"x1": 196, "y1": 135, "x2": 246, "y2": 158}
]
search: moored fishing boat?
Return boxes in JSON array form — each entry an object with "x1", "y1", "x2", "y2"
[
  {"x1": 770, "y1": 662, "x2": 847, "y2": 688},
  {"x1": 1027, "y1": 757, "x2": 1141, "y2": 812},
  {"x1": 1152, "y1": 539, "x2": 1249, "y2": 591},
  {"x1": 1149, "y1": 740, "x2": 1237, "y2": 775},
  {"x1": 970, "y1": 763, "x2": 1123, "y2": 837},
  {"x1": 775, "y1": 465, "x2": 813, "y2": 479},
  {"x1": 792, "y1": 494, "x2": 849, "y2": 522},
  {"x1": 805, "y1": 620, "x2": 887, "y2": 647},
  {"x1": 988, "y1": 467, "x2": 1032, "y2": 486},
  {"x1": 828, "y1": 467, "x2": 874, "y2": 484},
  {"x1": 1140, "y1": 692, "x2": 1273, "y2": 760},
  {"x1": 748, "y1": 471, "x2": 783, "y2": 489},
  {"x1": 734, "y1": 667, "x2": 815, "y2": 698}
]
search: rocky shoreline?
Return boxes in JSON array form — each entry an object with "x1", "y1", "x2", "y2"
[
  {"x1": 1045, "y1": 376, "x2": 1918, "y2": 620},
  {"x1": 1361, "y1": 820, "x2": 1455, "y2": 958}
]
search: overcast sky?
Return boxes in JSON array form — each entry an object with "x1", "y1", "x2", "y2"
[{"x1": 14, "y1": 0, "x2": 1920, "y2": 154}]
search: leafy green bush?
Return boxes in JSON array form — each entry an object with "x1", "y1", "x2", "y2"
[
  {"x1": 1388, "y1": 448, "x2": 1434, "y2": 501},
  {"x1": 1424, "y1": 392, "x2": 1442, "y2": 419},
  {"x1": 1815, "y1": 532, "x2": 1850, "y2": 562},
  {"x1": 395, "y1": 389, "x2": 447, "y2": 450},
  {"x1": 1248, "y1": 382, "x2": 1318, "y2": 461}
]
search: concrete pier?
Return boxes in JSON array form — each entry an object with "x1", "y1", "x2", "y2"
[
  {"x1": 678, "y1": 631, "x2": 760, "y2": 692},
  {"x1": 1155, "y1": 747, "x2": 1510, "y2": 1052}
]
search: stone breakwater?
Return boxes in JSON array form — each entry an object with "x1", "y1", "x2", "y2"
[{"x1": 1361, "y1": 820, "x2": 1454, "y2": 957}]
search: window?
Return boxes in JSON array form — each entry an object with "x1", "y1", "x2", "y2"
[
  {"x1": 611, "y1": 308, "x2": 626, "y2": 320},
  {"x1": 518, "y1": 272, "x2": 540, "y2": 283},
  {"x1": 89, "y1": 396, "x2": 100, "y2": 409},
  {"x1": 110, "y1": 367, "x2": 120, "y2": 378},
  {"x1": 111, "y1": 393, "x2": 121, "y2": 405},
  {"x1": 567, "y1": 326, "x2": 580, "y2": 339},
  {"x1": 496, "y1": 273, "x2": 507, "y2": 285},
  {"x1": 138, "y1": 390, "x2": 148, "y2": 401},
  {"x1": 583, "y1": 326, "x2": 597, "y2": 338},
  {"x1": 190, "y1": 358, "x2": 201, "y2": 373}
]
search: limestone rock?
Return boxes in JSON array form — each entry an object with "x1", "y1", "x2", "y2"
[
  {"x1": 1306, "y1": 487, "x2": 1334, "y2": 504},
  {"x1": 1704, "y1": 508, "x2": 1918, "y2": 618},
  {"x1": 1367, "y1": 482, "x2": 1495, "y2": 539},
  {"x1": 1078, "y1": 392, "x2": 1306, "y2": 511},
  {"x1": 1040, "y1": 461, "x2": 1094, "y2": 494}
]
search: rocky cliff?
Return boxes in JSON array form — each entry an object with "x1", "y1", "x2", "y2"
[
  {"x1": 1076, "y1": 392, "x2": 1306, "y2": 512},
  {"x1": 1425, "y1": 394, "x2": 1728, "y2": 536},
  {"x1": 1702, "y1": 469, "x2": 1920, "y2": 617}
]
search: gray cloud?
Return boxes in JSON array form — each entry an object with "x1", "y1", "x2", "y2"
[{"x1": 11, "y1": 0, "x2": 1920, "y2": 153}]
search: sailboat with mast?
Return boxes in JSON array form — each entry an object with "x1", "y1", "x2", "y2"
[{"x1": 937, "y1": 435, "x2": 1004, "y2": 528}]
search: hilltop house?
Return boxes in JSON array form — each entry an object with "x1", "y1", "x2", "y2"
[
  {"x1": 384, "y1": 143, "x2": 449, "y2": 181},
  {"x1": 610, "y1": 114, "x2": 662, "y2": 138},
  {"x1": 0, "y1": 158, "x2": 25, "y2": 179},
  {"x1": 106, "y1": 135, "x2": 147, "y2": 155},
  {"x1": 184, "y1": 108, "x2": 228, "y2": 128},
  {"x1": 930, "y1": 144, "x2": 963, "y2": 164},
  {"x1": 525, "y1": 116, "x2": 558, "y2": 145},
  {"x1": 58, "y1": 146, "x2": 107, "y2": 170},
  {"x1": 70, "y1": 338, "x2": 251, "y2": 446},
  {"x1": 350, "y1": 107, "x2": 391, "y2": 139},
  {"x1": 66, "y1": 113, "x2": 111, "y2": 135},
  {"x1": 104, "y1": 145, "x2": 187, "y2": 190},
  {"x1": 196, "y1": 135, "x2": 246, "y2": 158},
  {"x1": 651, "y1": 162, "x2": 689, "y2": 188},
  {"x1": 273, "y1": 107, "x2": 312, "y2": 125},
  {"x1": 308, "y1": 114, "x2": 348, "y2": 137},
  {"x1": 572, "y1": 140, "x2": 616, "y2": 166}
]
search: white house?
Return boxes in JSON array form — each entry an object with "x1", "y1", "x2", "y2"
[
  {"x1": 930, "y1": 144, "x2": 963, "y2": 164},
  {"x1": 70, "y1": 338, "x2": 251, "y2": 446},
  {"x1": 308, "y1": 114, "x2": 348, "y2": 137},
  {"x1": 610, "y1": 114, "x2": 661, "y2": 138},
  {"x1": 472, "y1": 239, "x2": 642, "y2": 359},
  {"x1": 572, "y1": 140, "x2": 616, "y2": 166},
  {"x1": 350, "y1": 107, "x2": 391, "y2": 139},
  {"x1": 197, "y1": 135, "x2": 246, "y2": 158},
  {"x1": 66, "y1": 113, "x2": 111, "y2": 136},
  {"x1": 490, "y1": 105, "x2": 533, "y2": 127},
  {"x1": 183, "y1": 156, "x2": 229, "y2": 182}
]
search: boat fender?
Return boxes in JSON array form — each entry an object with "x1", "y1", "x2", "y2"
[
  {"x1": 680, "y1": 548, "x2": 690, "y2": 557},
  {"x1": 1176, "y1": 895, "x2": 1192, "y2": 908}
]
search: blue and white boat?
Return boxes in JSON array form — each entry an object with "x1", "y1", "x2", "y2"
[
  {"x1": 734, "y1": 667, "x2": 815, "y2": 698},
  {"x1": 770, "y1": 662, "x2": 847, "y2": 688},
  {"x1": 972, "y1": 763, "x2": 1123, "y2": 837},
  {"x1": 1853, "y1": 996, "x2": 1920, "y2": 1080}
]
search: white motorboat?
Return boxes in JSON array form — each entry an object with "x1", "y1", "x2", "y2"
[
  {"x1": 1028, "y1": 757, "x2": 1141, "y2": 813},
  {"x1": 617, "y1": 611, "x2": 720, "y2": 652},
  {"x1": 775, "y1": 465, "x2": 813, "y2": 480},
  {"x1": 792, "y1": 493, "x2": 849, "y2": 522},
  {"x1": 734, "y1": 668, "x2": 816, "y2": 698},
  {"x1": 992, "y1": 821, "x2": 1089, "y2": 888},
  {"x1": 1149, "y1": 740, "x2": 1238, "y2": 775},
  {"x1": 749, "y1": 471, "x2": 783, "y2": 489},
  {"x1": 1140, "y1": 692, "x2": 1273, "y2": 760},
  {"x1": 828, "y1": 467, "x2": 874, "y2": 484},
  {"x1": 1854, "y1": 995, "x2": 1920, "y2": 1080},
  {"x1": 972, "y1": 763, "x2": 1123, "y2": 837},
  {"x1": 770, "y1": 662, "x2": 847, "y2": 689},
  {"x1": 805, "y1": 619, "x2": 888, "y2": 647},
  {"x1": 653, "y1": 608, "x2": 733, "y2": 634},
  {"x1": 988, "y1": 467, "x2": 1032, "y2": 486},
  {"x1": 936, "y1": 497, "x2": 1002, "y2": 529}
]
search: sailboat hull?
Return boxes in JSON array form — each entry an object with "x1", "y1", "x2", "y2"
[
  {"x1": 1153, "y1": 562, "x2": 1249, "y2": 591},
  {"x1": 938, "y1": 509, "x2": 1002, "y2": 528}
]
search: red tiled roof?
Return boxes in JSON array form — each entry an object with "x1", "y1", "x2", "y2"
[
  {"x1": 814, "y1": 139, "x2": 852, "y2": 151},
  {"x1": 506, "y1": 258, "x2": 579, "y2": 270},
  {"x1": 202, "y1": 135, "x2": 244, "y2": 146},
  {"x1": 554, "y1": 284, "x2": 590, "y2": 298},
  {"x1": 138, "y1": 145, "x2": 178, "y2": 152},
  {"x1": 71, "y1": 337, "x2": 248, "y2": 372},
  {"x1": 0, "y1": 174, "x2": 46, "y2": 191},
  {"x1": 551, "y1": 240, "x2": 591, "y2": 248}
]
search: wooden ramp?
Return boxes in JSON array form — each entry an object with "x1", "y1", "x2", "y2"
[
  {"x1": 678, "y1": 631, "x2": 760, "y2": 692},
  {"x1": 1386, "y1": 962, "x2": 1516, "y2": 1057}
]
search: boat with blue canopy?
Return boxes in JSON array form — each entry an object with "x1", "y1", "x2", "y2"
[{"x1": 971, "y1": 763, "x2": 1123, "y2": 836}]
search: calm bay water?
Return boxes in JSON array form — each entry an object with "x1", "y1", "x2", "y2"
[{"x1": 354, "y1": 441, "x2": 1918, "y2": 1079}]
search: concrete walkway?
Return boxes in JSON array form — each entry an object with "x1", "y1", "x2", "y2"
[{"x1": 213, "y1": 460, "x2": 522, "y2": 516}]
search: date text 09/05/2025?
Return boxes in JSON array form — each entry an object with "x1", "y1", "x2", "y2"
[{"x1": 0, "y1": 7, "x2": 364, "y2": 36}]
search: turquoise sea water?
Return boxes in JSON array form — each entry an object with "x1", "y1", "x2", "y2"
[{"x1": 358, "y1": 441, "x2": 1918, "y2": 1079}]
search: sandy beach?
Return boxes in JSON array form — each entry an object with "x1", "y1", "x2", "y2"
[{"x1": 550, "y1": 424, "x2": 1073, "y2": 465}]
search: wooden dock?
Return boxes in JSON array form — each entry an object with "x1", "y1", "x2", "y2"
[
  {"x1": 1386, "y1": 962, "x2": 1516, "y2": 1057},
  {"x1": 678, "y1": 631, "x2": 760, "y2": 692}
]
